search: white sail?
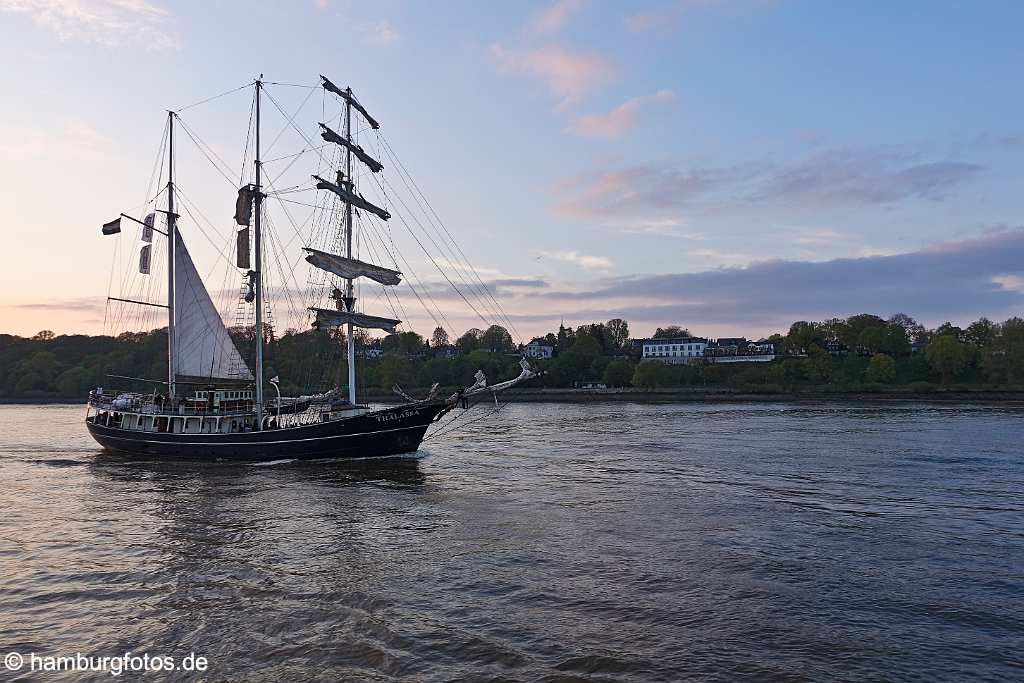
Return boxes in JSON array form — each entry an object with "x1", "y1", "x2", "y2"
[{"x1": 174, "y1": 234, "x2": 254, "y2": 380}]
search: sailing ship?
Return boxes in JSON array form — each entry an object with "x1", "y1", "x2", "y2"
[{"x1": 86, "y1": 76, "x2": 537, "y2": 460}]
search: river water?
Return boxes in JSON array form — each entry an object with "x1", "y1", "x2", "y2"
[{"x1": 0, "y1": 402, "x2": 1021, "y2": 681}]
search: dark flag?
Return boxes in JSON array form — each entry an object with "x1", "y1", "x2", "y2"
[
  {"x1": 141, "y1": 213, "x2": 155, "y2": 243},
  {"x1": 139, "y1": 244, "x2": 151, "y2": 274},
  {"x1": 102, "y1": 217, "x2": 121, "y2": 235}
]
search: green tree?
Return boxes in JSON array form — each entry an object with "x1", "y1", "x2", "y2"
[
  {"x1": 480, "y1": 325, "x2": 514, "y2": 353},
  {"x1": 653, "y1": 325, "x2": 690, "y2": 339},
  {"x1": 982, "y1": 317, "x2": 1024, "y2": 385},
  {"x1": 786, "y1": 321, "x2": 823, "y2": 353},
  {"x1": 865, "y1": 353, "x2": 896, "y2": 383},
  {"x1": 602, "y1": 358, "x2": 634, "y2": 387},
  {"x1": 964, "y1": 318, "x2": 995, "y2": 348},
  {"x1": 605, "y1": 318, "x2": 630, "y2": 350},
  {"x1": 455, "y1": 328, "x2": 482, "y2": 354},
  {"x1": 926, "y1": 335, "x2": 970, "y2": 384},
  {"x1": 633, "y1": 361, "x2": 673, "y2": 388},
  {"x1": 430, "y1": 326, "x2": 449, "y2": 348}
]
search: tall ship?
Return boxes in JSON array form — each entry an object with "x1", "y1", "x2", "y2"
[{"x1": 86, "y1": 76, "x2": 536, "y2": 460}]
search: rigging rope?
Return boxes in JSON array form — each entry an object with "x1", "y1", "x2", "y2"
[{"x1": 174, "y1": 80, "x2": 255, "y2": 113}]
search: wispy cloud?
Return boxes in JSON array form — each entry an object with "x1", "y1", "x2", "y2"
[
  {"x1": 553, "y1": 147, "x2": 982, "y2": 219},
  {"x1": 0, "y1": 0, "x2": 179, "y2": 49},
  {"x1": 567, "y1": 89, "x2": 675, "y2": 139},
  {"x1": 8, "y1": 297, "x2": 106, "y2": 313},
  {"x1": 363, "y1": 19, "x2": 400, "y2": 47},
  {"x1": 490, "y1": 43, "x2": 616, "y2": 110},
  {"x1": 539, "y1": 250, "x2": 613, "y2": 269},
  {"x1": 616, "y1": 218, "x2": 705, "y2": 240},
  {"x1": 625, "y1": 0, "x2": 719, "y2": 33},
  {"x1": 529, "y1": 0, "x2": 587, "y2": 35}
]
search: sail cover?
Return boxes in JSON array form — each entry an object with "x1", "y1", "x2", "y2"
[
  {"x1": 318, "y1": 123, "x2": 383, "y2": 173},
  {"x1": 320, "y1": 75, "x2": 380, "y2": 130},
  {"x1": 174, "y1": 233, "x2": 254, "y2": 380},
  {"x1": 311, "y1": 307, "x2": 401, "y2": 333},
  {"x1": 304, "y1": 248, "x2": 401, "y2": 286},
  {"x1": 313, "y1": 174, "x2": 390, "y2": 220}
]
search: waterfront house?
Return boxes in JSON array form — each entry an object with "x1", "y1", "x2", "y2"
[
  {"x1": 641, "y1": 337, "x2": 708, "y2": 364},
  {"x1": 525, "y1": 337, "x2": 554, "y2": 359},
  {"x1": 704, "y1": 337, "x2": 776, "y2": 363}
]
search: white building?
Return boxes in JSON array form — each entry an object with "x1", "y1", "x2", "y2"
[
  {"x1": 525, "y1": 338, "x2": 554, "y2": 359},
  {"x1": 641, "y1": 337, "x2": 707, "y2": 364}
]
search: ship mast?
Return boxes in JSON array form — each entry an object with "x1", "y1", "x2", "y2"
[
  {"x1": 254, "y1": 78, "x2": 266, "y2": 427},
  {"x1": 166, "y1": 111, "x2": 177, "y2": 402},
  {"x1": 344, "y1": 88, "x2": 356, "y2": 405}
]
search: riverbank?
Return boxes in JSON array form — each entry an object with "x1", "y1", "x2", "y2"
[
  {"x1": 369, "y1": 387, "x2": 1024, "y2": 404},
  {"x1": 6, "y1": 387, "x2": 1024, "y2": 405}
]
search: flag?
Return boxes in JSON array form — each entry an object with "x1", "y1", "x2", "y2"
[
  {"x1": 139, "y1": 244, "x2": 151, "y2": 274},
  {"x1": 141, "y1": 213, "x2": 155, "y2": 243},
  {"x1": 269, "y1": 376, "x2": 279, "y2": 383},
  {"x1": 102, "y1": 217, "x2": 121, "y2": 235}
]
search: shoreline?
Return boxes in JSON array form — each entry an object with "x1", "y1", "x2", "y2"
[{"x1": 6, "y1": 389, "x2": 1024, "y2": 405}]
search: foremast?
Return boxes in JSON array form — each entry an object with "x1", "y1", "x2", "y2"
[{"x1": 165, "y1": 111, "x2": 177, "y2": 401}]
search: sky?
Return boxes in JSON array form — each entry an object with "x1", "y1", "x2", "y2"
[{"x1": 0, "y1": 0, "x2": 1022, "y2": 342}]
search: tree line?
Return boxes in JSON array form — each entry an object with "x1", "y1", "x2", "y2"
[{"x1": 1, "y1": 312, "x2": 1022, "y2": 399}]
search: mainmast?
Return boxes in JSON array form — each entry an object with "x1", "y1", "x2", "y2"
[
  {"x1": 254, "y1": 79, "x2": 266, "y2": 427},
  {"x1": 311, "y1": 76, "x2": 398, "y2": 386},
  {"x1": 344, "y1": 88, "x2": 356, "y2": 406},
  {"x1": 166, "y1": 111, "x2": 177, "y2": 401}
]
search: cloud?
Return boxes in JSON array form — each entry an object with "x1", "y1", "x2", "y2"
[
  {"x1": 364, "y1": 19, "x2": 399, "y2": 47},
  {"x1": 625, "y1": 0, "x2": 718, "y2": 33},
  {"x1": 514, "y1": 228, "x2": 1024, "y2": 333},
  {"x1": 616, "y1": 218, "x2": 706, "y2": 240},
  {"x1": 489, "y1": 278, "x2": 550, "y2": 289},
  {"x1": 552, "y1": 147, "x2": 982, "y2": 219},
  {"x1": 529, "y1": 0, "x2": 587, "y2": 35},
  {"x1": 490, "y1": 43, "x2": 616, "y2": 109},
  {"x1": 539, "y1": 250, "x2": 613, "y2": 269},
  {"x1": 8, "y1": 297, "x2": 106, "y2": 313},
  {"x1": 0, "y1": 0, "x2": 179, "y2": 49},
  {"x1": 567, "y1": 89, "x2": 674, "y2": 139}
]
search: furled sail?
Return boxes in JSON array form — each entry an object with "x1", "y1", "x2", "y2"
[
  {"x1": 304, "y1": 247, "x2": 401, "y2": 286},
  {"x1": 236, "y1": 228, "x2": 250, "y2": 269},
  {"x1": 320, "y1": 75, "x2": 380, "y2": 130},
  {"x1": 313, "y1": 174, "x2": 391, "y2": 220},
  {"x1": 174, "y1": 233, "x2": 254, "y2": 380},
  {"x1": 310, "y1": 307, "x2": 401, "y2": 333},
  {"x1": 318, "y1": 123, "x2": 383, "y2": 173},
  {"x1": 234, "y1": 186, "x2": 254, "y2": 226},
  {"x1": 102, "y1": 217, "x2": 121, "y2": 235}
]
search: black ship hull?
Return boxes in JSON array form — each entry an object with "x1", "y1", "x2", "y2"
[{"x1": 86, "y1": 402, "x2": 452, "y2": 461}]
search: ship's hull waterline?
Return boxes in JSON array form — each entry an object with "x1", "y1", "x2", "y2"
[{"x1": 85, "y1": 402, "x2": 452, "y2": 461}]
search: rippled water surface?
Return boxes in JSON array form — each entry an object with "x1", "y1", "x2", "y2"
[{"x1": 1, "y1": 402, "x2": 1022, "y2": 681}]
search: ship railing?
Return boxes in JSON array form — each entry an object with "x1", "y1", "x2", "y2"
[{"x1": 88, "y1": 389, "x2": 258, "y2": 417}]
